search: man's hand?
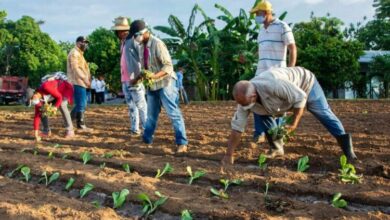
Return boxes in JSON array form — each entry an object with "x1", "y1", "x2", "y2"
[{"x1": 285, "y1": 124, "x2": 297, "y2": 134}]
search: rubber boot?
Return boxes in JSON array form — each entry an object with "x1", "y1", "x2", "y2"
[
  {"x1": 76, "y1": 112, "x2": 93, "y2": 132},
  {"x1": 70, "y1": 108, "x2": 76, "y2": 121},
  {"x1": 336, "y1": 133, "x2": 357, "y2": 160},
  {"x1": 265, "y1": 134, "x2": 284, "y2": 158}
]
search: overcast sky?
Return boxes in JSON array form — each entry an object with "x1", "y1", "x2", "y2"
[{"x1": 0, "y1": 0, "x2": 375, "y2": 42}]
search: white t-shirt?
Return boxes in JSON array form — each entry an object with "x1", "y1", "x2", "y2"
[
  {"x1": 95, "y1": 80, "x2": 106, "y2": 93},
  {"x1": 256, "y1": 19, "x2": 295, "y2": 76},
  {"x1": 91, "y1": 78, "x2": 97, "y2": 90}
]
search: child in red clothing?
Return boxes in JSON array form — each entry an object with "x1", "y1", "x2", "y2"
[{"x1": 29, "y1": 73, "x2": 75, "y2": 141}]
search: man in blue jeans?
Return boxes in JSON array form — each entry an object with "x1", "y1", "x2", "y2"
[
  {"x1": 129, "y1": 20, "x2": 188, "y2": 153},
  {"x1": 67, "y1": 36, "x2": 92, "y2": 131},
  {"x1": 221, "y1": 66, "x2": 357, "y2": 166}
]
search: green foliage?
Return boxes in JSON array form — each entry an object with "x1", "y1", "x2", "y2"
[
  {"x1": 220, "y1": 178, "x2": 242, "y2": 191},
  {"x1": 122, "y1": 163, "x2": 131, "y2": 173},
  {"x1": 368, "y1": 54, "x2": 390, "y2": 98},
  {"x1": 339, "y1": 155, "x2": 362, "y2": 184},
  {"x1": 293, "y1": 14, "x2": 364, "y2": 97},
  {"x1": 331, "y1": 193, "x2": 348, "y2": 208},
  {"x1": 112, "y1": 189, "x2": 129, "y2": 209},
  {"x1": 20, "y1": 166, "x2": 31, "y2": 182},
  {"x1": 138, "y1": 191, "x2": 168, "y2": 218},
  {"x1": 297, "y1": 156, "x2": 310, "y2": 172},
  {"x1": 155, "y1": 163, "x2": 173, "y2": 179},
  {"x1": 81, "y1": 152, "x2": 92, "y2": 165},
  {"x1": 48, "y1": 172, "x2": 60, "y2": 185},
  {"x1": 65, "y1": 177, "x2": 75, "y2": 191},
  {"x1": 186, "y1": 166, "x2": 206, "y2": 185},
  {"x1": 39, "y1": 171, "x2": 59, "y2": 186},
  {"x1": 102, "y1": 152, "x2": 113, "y2": 159},
  {"x1": 258, "y1": 153, "x2": 267, "y2": 170},
  {"x1": 80, "y1": 183, "x2": 94, "y2": 198},
  {"x1": 210, "y1": 187, "x2": 229, "y2": 199},
  {"x1": 91, "y1": 200, "x2": 101, "y2": 208},
  {"x1": 7, "y1": 164, "x2": 24, "y2": 178},
  {"x1": 48, "y1": 151, "x2": 54, "y2": 159},
  {"x1": 267, "y1": 115, "x2": 295, "y2": 142},
  {"x1": 181, "y1": 209, "x2": 193, "y2": 220}
]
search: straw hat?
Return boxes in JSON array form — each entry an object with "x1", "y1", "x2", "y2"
[{"x1": 111, "y1": 16, "x2": 130, "y2": 31}]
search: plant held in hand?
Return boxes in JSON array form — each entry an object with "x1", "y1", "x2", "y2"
[{"x1": 267, "y1": 115, "x2": 295, "y2": 142}]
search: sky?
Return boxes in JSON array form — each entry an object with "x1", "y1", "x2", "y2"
[{"x1": 0, "y1": 0, "x2": 376, "y2": 42}]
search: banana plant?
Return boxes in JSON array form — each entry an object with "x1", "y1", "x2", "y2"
[{"x1": 186, "y1": 166, "x2": 206, "y2": 185}]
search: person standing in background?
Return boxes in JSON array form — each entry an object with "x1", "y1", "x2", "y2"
[
  {"x1": 176, "y1": 66, "x2": 189, "y2": 105},
  {"x1": 90, "y1": 76, "x2": 97, "y2": 104},
  {"x1": 95, "y1": 75, "x2": 106, "y2": 104}
]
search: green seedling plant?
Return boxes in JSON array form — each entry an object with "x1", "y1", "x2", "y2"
[
  {"x1": 39, "y1": 171, "x2": 48, "y2": 185},
  {"x1": 258, "y1": 153, "x2": 267, "y2": 170},
  {"x1": 102, "y1": 152, "x2": 113, "y2": 159},
  {"x1": 80, "y1": 183, "x2": 94, "y2": 198},
  {"x1": 65, "y1": 177, "x2": 75, "y2": 191},
  {"x1": 122, "y1": 164, "x2": 131, "y2": 173},
  {"x1": 267, "y1": 115, "x2": 295, "y2": 142},
  {"x1": 112, "y1": 188, "x2": 130, "y2": 209},
  {"x1": 81, "y1": 152, "x2": 92, "y2": 165},
  {"x1": 220, "y1": 179, "x2": 242, "y2": 191},
  {"x1": 263, "y1": 182, "x2": 270, "y2": 204},
  {"x1": 62, "y1": 154, "x2": 68, "y2": 159},
  {"x1": 155, "y1": 163, "x2": 173, "y2": 179},
  {"x1": 48, "y1": 151, "x2": 54, "y2": 159},
  {"x1": 138, "y1": 191, "x2": 168, "y2": 218},
  {"x1": 100, "y1": 163, "x2": 106, "y2": 169},
  {"x1": 331, "y1": 192, "x2": 348, "y2": 208},
  {"x1": 210, "y1": 187, "x2": 229, "y2": 199},
  {"x1": 20, "y1": 166, "x2": 31, "y2": 182},
  {"x1": 339, "y1": 155, "x2": 362, "y2": 184},
  {"x1": 186, "y1": 166, "x2": 206, "y2": 185},
  {"x1": 297, "y1": 156, "x2": 310, "y2": 172},
  {"x1": 181, "y1": 209, "x2": 193, "y2": 220},
  {"x1": 91, "y1": 200, "x2": 101, "y2": 208},
  {"x1": 7, "y1": 164, "x2": 25, "y2": 178},
  {"x1": 48, "y1": 172, "x2": 60, "y2": 185}
]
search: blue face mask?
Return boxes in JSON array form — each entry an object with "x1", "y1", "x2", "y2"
[{"x1": 255, "y1": 15, "x2": 265, "y2": 24}]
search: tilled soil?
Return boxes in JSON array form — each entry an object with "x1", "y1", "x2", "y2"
[{"x1": 0, "y1": 100, "x2": 389, "y2": 219}]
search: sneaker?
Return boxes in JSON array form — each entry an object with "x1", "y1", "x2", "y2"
[
  {"x1": 176, "y1": 145, "x2": 188, "y2": 153},
  {"x1": 130, "y1": 130, "x2": 141, "y2": 137},
  {"x1": 253, "y1": 135, "x2": 266, "y2": 144},
  {"x1": 64, "y1": 130, "x2": 75, "y2": 138}
]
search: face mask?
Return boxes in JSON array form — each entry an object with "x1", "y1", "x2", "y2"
[
  {"x1": 31, "y1": 99, "x2": 40, "y2": 106},
  {"x1": 134, "y1": 35, "x2": 144, "y2": 44},
  {"x1": 241, "y1": 102, "x2": 255, "y2": 111},
  {"x1": 255, "y1": 15, "x2": 265, "y2": 24}
]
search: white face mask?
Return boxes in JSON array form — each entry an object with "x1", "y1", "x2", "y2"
[
  {"x1": 134, "y1": 35, "x2": 144, "y2": 44},
  {"x1": 255, "y1": 15, "x2": 265, "y2": 24},
  {"x1": 31, "y1": 99, "x2": 41, "y2": 106},
  {"x1": 241, "y1": 102, "x2": 255, "y2": 111}
]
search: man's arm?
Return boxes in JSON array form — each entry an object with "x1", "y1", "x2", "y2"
[
  {"x1": 286, "y1": 107, "x2": 304, "y2": 133},
  {"x1": 287, "y1": 43, "x2": 297, "y2": 67},
  {"x1": 221, "y1": 130, "x2": 242, "y2": 165}
]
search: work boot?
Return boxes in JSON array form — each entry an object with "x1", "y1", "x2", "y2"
[
  {"x1": 76, "y1": 112, "x2": 93, "y2": 132},
  {"x1": 265, "y1": 134, "x2": 284, "y2": 158},
  {"x1": 336, "y1": 133, "x2": 357, "y2": 161},
  {"x1": 70, "y1": 109, "x2": 76, "y2": 121}
]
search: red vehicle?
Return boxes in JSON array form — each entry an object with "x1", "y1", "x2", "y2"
[{"x1": 0, "y1": 76, "x2": 28, "y2": 105}]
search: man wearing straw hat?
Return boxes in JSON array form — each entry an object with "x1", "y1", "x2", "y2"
[
  {"x1": 250, "y1": 0, "x2": 297, "y2": 144},
  {"x1": 111, "y1": 17, "x2": 147, "y2": 136}
]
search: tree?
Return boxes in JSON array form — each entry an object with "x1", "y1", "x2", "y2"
[
  {"x1": 294, "y1": 14, "x2": 364, "y2": 98},
  {"x1": 369, "y1": 54, "x2": 390, "y2": 98},
  {"x1": 84, "y1": 27, "x2": 121, "y2": 92},
  {"x1": 373, "y1": 0, "x2": 390, "y2": 20}
]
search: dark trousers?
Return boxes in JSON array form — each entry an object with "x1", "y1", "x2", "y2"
[
  {"x1": 96, "y1": 92, "x2": 105, "y2": 104},
  {"x1": 91, "y1": 89, "x2": 96, "y2": 104}
]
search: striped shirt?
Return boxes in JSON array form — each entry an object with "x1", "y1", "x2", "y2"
[
  {"x1": 256, "y1": 19, "x2": 295, "y2": 76},
  {"x1": 231, "y1": 67, "x2": 315, "y2": 133},
  {"x1": 139, "y1": 35, "x2": 177, "y2": 91}
]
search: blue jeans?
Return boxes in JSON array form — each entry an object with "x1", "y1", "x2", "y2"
[
  {"x1": 256, "y1": 80, "x2": 345, "y2": 138},
  {"x1": 73, "y1": 85, "x2": 87, "y2": 113},
  {"x1": 142, "y1": 80, "x2": 188, "y2": 145},
  {"x1": 122, "y1": 82, "x2": 147, "y2": 133}
]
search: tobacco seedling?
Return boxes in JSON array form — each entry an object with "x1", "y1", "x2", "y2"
[
  {"x1": 138, "y1": 191, "x2": 168, "y2": 217},
  {"x1": 186, "y1": 166, "x2": 206, "y2": 185},
  {"x1": 339, "y1": 155, "x2": 362, "y2": 184},
  {"x1": 331, "y1": 193, "x2": 348, "y2": 208},
  {"x1": 258, "y1": 154, "x2": 267, "y2": 170},
  {"x1": 39, "y1": 172, "x2": 48, "y2": 185},
  {"x1": 48, "y1": 172, "x2": 60, "y2": 185},
  {"x1": 7, "y1": 164, "x2": 24, "y2": 177},
  {"x1": 112, "y1": 188, "x2": 130, "y2": 209},
  {"x1": 100, "y1": 163, "x2": 106, "y2": 169},
  {"x1": 297, "y1": 156, "x2": 310, "y2": 172},
  {"x1": 62, "y1": 154, "x2": 68, "y2": 159},
  {"x1": 80, "y1": 183, "x2": 94, "y2": 198},
  {"x1": 81, "y1": 152, "x2": 92, "y2": 165},
  {"x1": 65, "y1": 177, "x2": 75, "y2": 191},
  {"x1": 155, "y1": 163, "x2": 173, "y2": 179},
  {"x1": 263, "y1": 182, "x2": 270, "y2": 203},
  {"x1": 181, "y1": 209, "x2": 193, "y2": 220},
  {"x1": 20, "y1": 166, "x2": 31, "y2": 182},
  {"x1": 122, "y1": 163, "x2": 131, "y2": 173},
  {"x1": 220, "y1": 179, "x2": 242, "y2": 191},
  {"x1": 48, "y1": 151, "x2": 54, "y2": 159},
  {"x1": 102, "y1": 152, "x2": 113, "y2": 159},
  {"x1": 210, "y1": 187, "x2": 229, "y2": 199},
  {"x1": 91, "y1": 200, "x2": 101, "y2": 208}
]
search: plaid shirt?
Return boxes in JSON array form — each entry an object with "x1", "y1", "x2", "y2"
[{"x1": 139, "y1": 35, "x2": 177, "y2": 91}]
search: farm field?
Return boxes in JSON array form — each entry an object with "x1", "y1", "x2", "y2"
[{"x1": 0, "y1": 100, "x2": 389, "y2": 219}]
